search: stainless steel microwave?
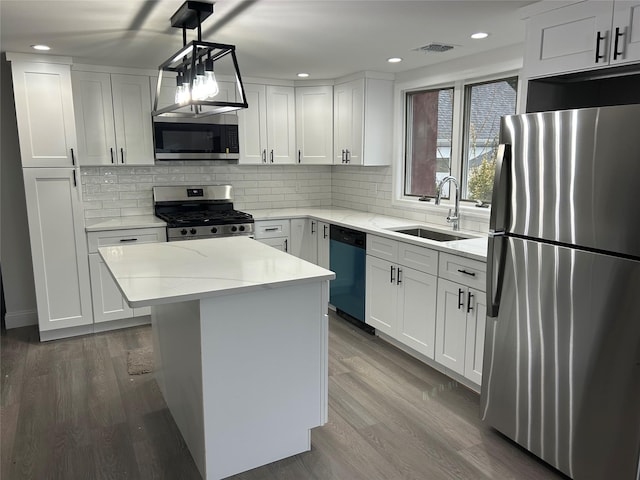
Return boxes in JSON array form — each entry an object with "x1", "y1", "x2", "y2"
[{"x1": 153, "y1": 115, "x2": 239, "y2": 161}]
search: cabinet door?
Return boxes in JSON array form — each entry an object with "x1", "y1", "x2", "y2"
[
  {"x1": 524, "y1": 1, "x2": 614, "y2": 77},
  {"x1": 317, "y1": 222, "x2": 330, "y2": 269},
  {"x1": 610, "y1": 1, "x2": 640, "y2": 65},
  {"x1": 295, "y1": 86, "x2": 333, "y2": 165},
  {"x1": 72, "y1": 71, "x2": 117, "y2": 166},
  {"x1": 365, "y1": 255, "x2": 396, "y2": 335},
  {"x1": 89, "y1": 253, "x2": 134, "y2": 322},
  {"x1": 22, "y1": 168, "x2": 93, "y2": 331},
  {"x1": 238, "y1": 83, "x2": 267, "y2": 164},
  {"x1": 256, "y1": 236, "x2": 289, "y2": 253},
  {"x1": 435, "y1": 278, "x2": 467, "y2": 375},
  {"x1": 110, "y1": 74, "x2": 154, "y2": 165},
  {"x1": 11, "y1": 61, "x2": 78, "y2": 167},
  {"x1": 333, "y1": 82, "x2": 352, "y2": 163},
  {"x1": 347, "y1": 79, "x2": 364, "y2": 165},
  {"x1": 396, "y1": 267, "x2": 437, "y2": 359},
  {"x1": 266, "y1": 85, "x2": 296, "y2": 164},
  {"x1": 290, "y1": 218, "x2": 318, "y2": 264},
  {"x1": 464, "y1": 287, "x2": 486, "y2": 385}
]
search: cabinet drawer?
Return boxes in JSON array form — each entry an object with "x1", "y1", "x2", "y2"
[
  {"x1": 254, "y1": 219, "x2": 290, "y2": 239},
  {"x1": 438, "y1": 253, "x2": 486, "y2": 291},
  {"x1": 398, "y1": 243, "x2": 438, "y2": 275},
  {"x1": 366, "y1": 234, "x2": 398, "y2": 262},
  {"x1": 87, "y1": 227, "x2": 166, "y2": 253}
]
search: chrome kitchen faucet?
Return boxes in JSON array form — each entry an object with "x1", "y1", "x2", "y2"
[{"x1": 435, "y1": 176, "x2": 460, "y2": 231}]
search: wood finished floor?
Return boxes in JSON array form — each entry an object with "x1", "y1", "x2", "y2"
[{"x1": 1, "y1": 312, "x2": 568, "y2": 480}]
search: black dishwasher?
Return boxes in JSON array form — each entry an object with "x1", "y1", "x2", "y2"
[{"x1": 329, "y1": 226, "x2": 372, "y2": 333}]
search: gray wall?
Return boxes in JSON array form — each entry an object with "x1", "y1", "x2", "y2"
[{"x1": 1, "y1": 57, "x2": 38, "y2": 328}]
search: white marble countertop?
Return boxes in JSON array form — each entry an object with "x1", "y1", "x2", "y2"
[
  {"x1": 99, "y1": 236, "x2": 335, "y2": 308},
  {"x1": 86, "y1": 208, "x2": 488, "y2": 261},
  {"x1": 85, "y1": 215, "x2": 166, "y2": 231},
  {"x1": 248, "y1": 207, "x2": 488, "y2": 261}
]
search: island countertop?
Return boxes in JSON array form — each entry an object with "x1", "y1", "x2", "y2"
[{"x1": 99, "y1": 236, "x2": 335, "y2": 308}]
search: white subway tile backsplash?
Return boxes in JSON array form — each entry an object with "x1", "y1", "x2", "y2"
[
  {"x1": 79, "y1": 163, "x2": 487, "y2": 233},
  {"x1": 79, "y1": 164, "x2": 332, "y2": 220}
]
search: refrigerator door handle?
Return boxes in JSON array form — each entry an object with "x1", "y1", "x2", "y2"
[
  {"x1": 489, "y1": 143, "x2": 510, "y2": 234},
  {"x1": 486, "y1": 234, "x2": 506, "y2": 318}
]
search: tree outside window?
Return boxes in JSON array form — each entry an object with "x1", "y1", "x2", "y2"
[{"x1": 462, "y1": 78, "x2": 518, "y2": 204}]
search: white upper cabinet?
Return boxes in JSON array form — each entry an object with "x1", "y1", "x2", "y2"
[
  {"x1": 238, "y1": 83, "x2": 296, "y2": 164},
  {"x1": 10, "y1": 60, "x2": 78, "y2": 167},
  {"x1": 333, "y1": 77, "x2": 392, "y2": 166},
  {"x1": 73, "y1": 71, "x2": 154, "y2": 166},
  {"x1": 524, "y1": 0, "x2": 640, "y2": 78},
  {"x1": 295, "y1": 86, "x2": 334, "y2": 165}
]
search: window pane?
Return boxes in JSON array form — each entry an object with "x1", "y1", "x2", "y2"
[
  {"x1": 405, "y1": 88, "x2": 453, "y2": 198},
  {"x1": 462, "y1": 77, "x2": 517, "y2": 203}
]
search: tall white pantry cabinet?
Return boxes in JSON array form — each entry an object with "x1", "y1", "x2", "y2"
[{"x1": 8, "y1": 54, "x2": 93, "y2": 339}]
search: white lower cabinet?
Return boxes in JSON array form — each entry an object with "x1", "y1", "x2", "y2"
[
  {"x1": 435, "y1": 253, "x2": 487, "y2": 385},
  {"x1": 22, "y1": 168, "x2": 93, "y2": 332},
  {"x1": 87, "y1": 227, "x2": 166, "y2": 323},
  {"x1": 290, "y1": 218, "x2": 318, "y2": 263},
  {"x1": 366, "y1": 235, "x2": 438, "y2": 359},
  {"x1": 254, "y1": 219, "x2": 291, "y2": 253},
  {"x1": 89, "y1": 254, "x2": 134, "y2": 322}
]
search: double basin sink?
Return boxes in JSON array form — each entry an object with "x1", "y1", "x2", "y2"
[{"x1": 386, "y1": 227, "x2": 473, "y2": 242}]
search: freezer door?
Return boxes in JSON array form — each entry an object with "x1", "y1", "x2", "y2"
[
  {"x1": 481, "y1": 236, "x2": 640, "y2": 479},
  {"x1": 500, "y1": 104, "x2": 640, "y2": 258}
]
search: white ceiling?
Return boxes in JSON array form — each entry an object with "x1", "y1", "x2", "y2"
[{"x1": 0, "y1": 0, "x2": 536, "y2": 80}]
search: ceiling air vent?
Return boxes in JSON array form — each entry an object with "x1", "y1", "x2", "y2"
[{"x1": 414, "y1": 43, "x2": 455, "y2": 53}]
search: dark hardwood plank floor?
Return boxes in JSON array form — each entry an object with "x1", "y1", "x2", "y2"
[{"x1": 1, "y1": 312, "x2": 568, "y2": 480}]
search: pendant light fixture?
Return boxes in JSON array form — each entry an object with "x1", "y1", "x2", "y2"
[{"x1": 152, "y1": 0, "x2": 248, "y2": 118}]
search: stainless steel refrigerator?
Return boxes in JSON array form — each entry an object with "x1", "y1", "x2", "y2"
[{"x1": 482, "y1": 104, "x2": 640, "y2": 480}]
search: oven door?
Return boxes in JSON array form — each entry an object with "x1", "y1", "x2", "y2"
[{"x1": 154, "y1": 117, "x2": 239, "y2": 160}]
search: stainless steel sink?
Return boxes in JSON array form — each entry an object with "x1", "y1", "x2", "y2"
[{"x1": 392, "y1": 228, "x2": 468, "y2": 242}]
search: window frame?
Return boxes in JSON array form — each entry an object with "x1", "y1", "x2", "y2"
[{"x1": 393, "y1": 69, "x2": 521, "y2": 218}]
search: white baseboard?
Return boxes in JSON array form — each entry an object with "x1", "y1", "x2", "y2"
[
  {"x1": 5, "y1": 309, "x2": 38, "y2": 329},
  {"x1": 93, "y1": 315, "x2": 150, "y2": 333}
]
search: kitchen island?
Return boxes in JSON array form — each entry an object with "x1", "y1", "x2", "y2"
[{"x1": 99, "y1": 237, "x2": 335, "y2": 480}]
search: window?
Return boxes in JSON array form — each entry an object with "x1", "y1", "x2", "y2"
[
  {"x1": 403, "y1": 76, "x2": 517, "y2": 205},
  {"x1": 404, "y1": 88, "x2": 453, "y2": 198},
  {"x1": 462, "y1": 77, "x2": 518, "y2": 203}
]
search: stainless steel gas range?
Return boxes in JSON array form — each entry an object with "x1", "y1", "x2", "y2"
[{"x1": 153, "y1": 185, "x2": 254, "y2": 241}]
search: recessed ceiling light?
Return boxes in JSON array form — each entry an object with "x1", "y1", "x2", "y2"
[
  {"x1": 387, "y1": 57, "x2": 403, "y2": 63},
  {"x1": 297, "y1": 73, "x2": 309, "y2": 78},
  {"x1": 471, "y1": 32, "x2": 489, "y2": 40},
  {"x1": 31, "y1": 44, "x2": 51, "y2": 51}
]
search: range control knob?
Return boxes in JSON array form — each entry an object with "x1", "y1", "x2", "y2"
[
  {"x1": 190, "y1": 228, "x2": 197, "y2": 235},
  {"x1": 211, "y1": 227, "x2": 218, "y2": 234},
  {"x1": 239, "y1": 225, "x2": 245, "y2": 232},
  {"x1": 181, "y1": 229, "x2": 188, "y2": 235},
  {"x1": 231, "y1": 226, "x2": 238, "y2": 232}
]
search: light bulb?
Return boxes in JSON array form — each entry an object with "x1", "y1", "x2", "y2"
[
  {"x1": 204, "y1": 58, "x2": 219, "y2": 98},
  {"x1": 192, "y1": 64, "x2": 207, "y2": 101},
  {"x1": 175, "y1": 73, "x2": 184, "y2": 104}
]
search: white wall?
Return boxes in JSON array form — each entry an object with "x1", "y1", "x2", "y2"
[{"x1": 1, "y1": 57, "x2": 38, "y2": 328}]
